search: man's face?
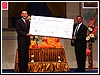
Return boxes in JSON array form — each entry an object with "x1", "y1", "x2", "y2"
[
  {"x1": 76, "y1": 17, "x2": 82, "y2": 24},
  {"x1": 21, "y1": 11, "x2": 28, "y2": 19}
]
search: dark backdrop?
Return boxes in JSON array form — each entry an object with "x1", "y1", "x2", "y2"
[{"x1": 8, "y1": 2, "x2": 66, "y2": 28}]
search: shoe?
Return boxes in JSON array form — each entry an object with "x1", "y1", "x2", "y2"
[
  {"x1": 74, "y1": 68, "x2": 85, "y2": 72},
  {"x1": 19, "y1": 71, "x2": 28, "y2": 73},
  {"x1": 74, "y1": 68, "x2": 79, "y2": 72},
  {"x1": 78, "y1": 70, "x2": 85, "y2": 72}
]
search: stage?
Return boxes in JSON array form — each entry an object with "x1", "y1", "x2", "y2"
[{"x1": 2, "y1": 68, "x2": 98, "y2": 74}]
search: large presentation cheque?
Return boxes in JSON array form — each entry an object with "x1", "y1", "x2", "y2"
[{"x1": 29, "y1": 15, "x2": 74, "y2": 39}]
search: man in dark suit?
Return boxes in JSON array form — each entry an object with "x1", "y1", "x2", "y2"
[
  {"x1": 71, "y1": 15, "x2": 88, "y2": 72},
  {"x1": 16, "y1": 10, "x2": 32, "y2": 73}
]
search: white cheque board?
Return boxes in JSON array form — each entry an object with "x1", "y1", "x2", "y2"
[{"x1": 29, "y1": 15, "x2": 74, "y2": 39}]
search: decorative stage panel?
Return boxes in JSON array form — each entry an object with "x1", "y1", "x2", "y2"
[
  {"x1": 28, "y1": 62, "x2": 70, "y2": 72},
  {"x1": 15, "y1": 48, "x2": 70, "y2": 72}
]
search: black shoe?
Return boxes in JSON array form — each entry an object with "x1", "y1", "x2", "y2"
[
  {"x1": 74, "y1": 70, "x2": 85, "y2": 72},
  {"x1": 74, "y1": 68, "x2": 85, "y2": 72},
  {"x1": 73, "y1": 69, "x2": 79, "y2": 72},
  {"x1": 19, "y1": 71, "x2": 28, "y2": 73},
  {"x1": 78, "y1": 70, "x2": 85, "y2": 72}
]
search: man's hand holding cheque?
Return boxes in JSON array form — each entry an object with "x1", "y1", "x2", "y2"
[{"x1": 27, "y1": 33, "x2": 32, "y2": 36}]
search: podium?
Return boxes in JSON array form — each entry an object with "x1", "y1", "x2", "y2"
[{"x1": 15, "y1": 48, "x2": 70, "y2": 72}]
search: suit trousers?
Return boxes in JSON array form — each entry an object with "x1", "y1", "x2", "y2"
[{"x1": 75, "y1": 46, "x2": 86, "y2": 71}]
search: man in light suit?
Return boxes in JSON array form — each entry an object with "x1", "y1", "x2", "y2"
[{"x1": 71, "y1": 15, "x2": 88, "y2": 72}]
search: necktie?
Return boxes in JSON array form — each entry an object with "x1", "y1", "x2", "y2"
[
  {"x1": 74, "y1": 25, "x2": 79, "y2": 36},
  {"x1": 24, "y1": 20, "x2": 27, "y2": 25}
]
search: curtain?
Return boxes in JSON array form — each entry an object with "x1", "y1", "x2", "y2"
[
  {"x1": 47, "y1": 2, "x2": 66, "y2": 18},
  {"x1": 8, "y1": 2, "x2": 28, "y2": 28},
  {"x1": 8, "y1": 2, "x2": 66, "y2": 28}
]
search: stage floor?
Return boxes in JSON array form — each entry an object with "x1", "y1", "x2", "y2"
[{"x1": 2, "y1": 68, "x2": 98, "y2": 74}]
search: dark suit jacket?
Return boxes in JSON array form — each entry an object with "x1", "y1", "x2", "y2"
[
  {"x1": 71, "y1": 23, "x2": 88, "y2": 47},
  {"x1": 16, "y1": 19, "x2": 30, "y2": 47}
]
